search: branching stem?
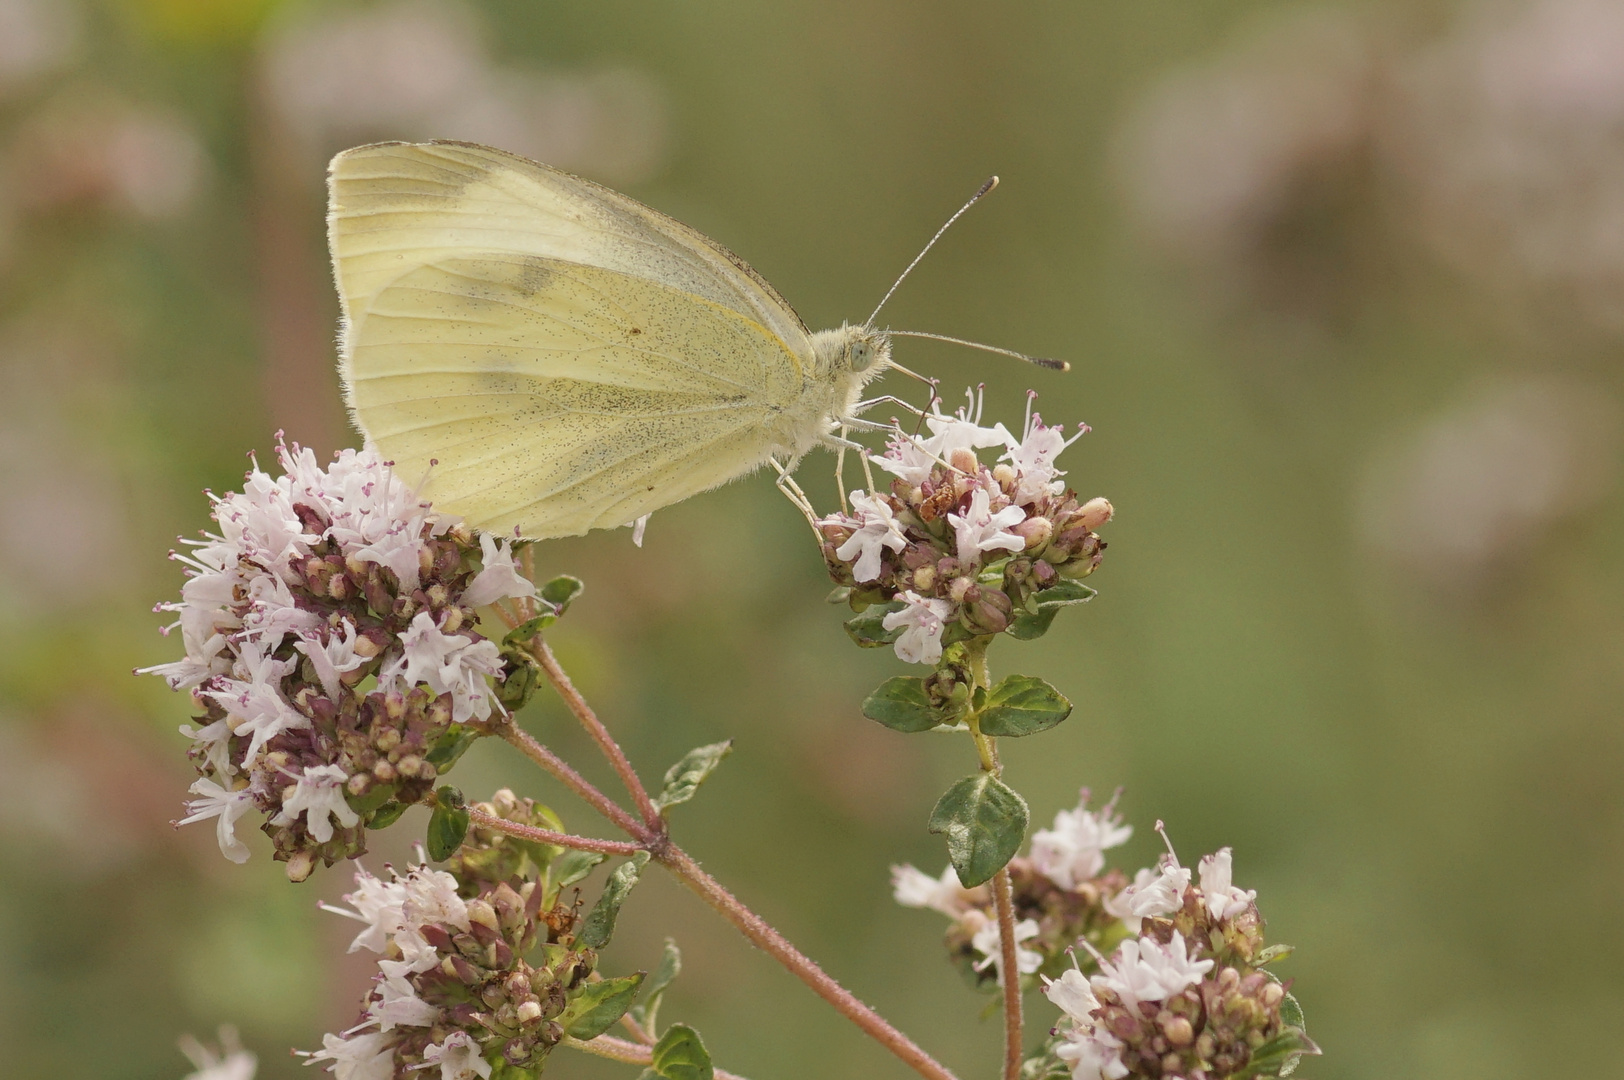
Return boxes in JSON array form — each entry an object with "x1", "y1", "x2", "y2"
[
  {"x1": 499, "y1": 633, "x2": 963, "y2": 1080},
  {"x1": 530, "y1": 636, "x2": 665, "y2": 829},
  {"x1": 465, "y1": 807, "x2": 645, "y2": 856}
]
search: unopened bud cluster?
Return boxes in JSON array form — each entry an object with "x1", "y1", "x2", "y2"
[
  {"x1": 140, "y1": 437, "x2": 537, "y2": 878},
  {"x1": 307, "y1": 792, "x2": 596, "y2": 1079},
  {"x1": 818, "y1": 389, "x2": 1110, "y2": 668}
]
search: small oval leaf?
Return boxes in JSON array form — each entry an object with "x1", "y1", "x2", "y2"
[
  {"x1": 563, "y1": 972, "x2": 645, "y2": 1040},
  {"x1": 977, "y1": 675, "x2": 1072, "y2": 737},
  {"x1": 926, "y1": 773, "x2": 1029, "y2": 887},
  {"x1": 426, "y1": 786, "x2": 470, "y2": 861},
  {"x1": 861, "y1": 676, "x2": 950, "y2": 732},
  {"x1": 648, "y1": 1024, "x2": 714, "y2": 1080},
  {"x1": 843, "y1": 602, "x2": 904, "y2": 648},
  {"x1": 654, "y1": 741, "x2": 733, "y2": 813},
  {"x1": 540, "y1": 574, "x2": 585, "y2": 612},
  {"x1": 577, "y1": 850, "x2": 650, "y2": 950}
]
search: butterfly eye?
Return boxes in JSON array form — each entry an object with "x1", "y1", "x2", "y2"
[{"x1": 849, "y1": 341, "x2": 875, "y2": 372}]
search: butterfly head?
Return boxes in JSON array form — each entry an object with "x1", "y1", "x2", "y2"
[{"x1": 811, "y1": 323, "x2": 893, "y2": 384}]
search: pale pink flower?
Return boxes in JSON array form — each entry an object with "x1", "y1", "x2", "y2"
[{"x1": 881, "y1": 591, "x2": 954, "y2": 665}]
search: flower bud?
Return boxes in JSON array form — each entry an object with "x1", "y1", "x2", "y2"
[
  {"x1": 467, "y1": 898, "x2": 501, "y2": 933},
  {"x1": 961, "y1": 587, "x2": 1013, "y2": 635},
  {"x1": 948, "y1": 576, "x2": 974, "y2": 603},
  {"x1": 285, "y1": 851, "x2": 315, "y2": 882},
  {"x1": 992, "y1": 463, "x2": 1017, "y2": 489},
  {"x1": 1011, "y1": 515, "x2": 1053, "y2": 552},
  {"x1": 516, "y1": 999, "x2": 543, "y2": 1024},
  {"x1": 949, "y1": 447, "x2": 979, "y2": 474},
  {"x1": 1075, "y1": 496, "x2": 1113, "y2": 530},
  {"x1": 912, "y1": 565, "x2": 936, "y2": 591},
  {"x1": 1160, "y1": 1013, "x2": 1194, "y2": 1047}
]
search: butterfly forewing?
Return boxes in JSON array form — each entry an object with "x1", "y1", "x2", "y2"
[{"x1": 329, "y1": 141, "x2": 817, "y2": 538}]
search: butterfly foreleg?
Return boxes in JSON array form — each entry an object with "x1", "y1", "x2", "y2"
[{"x1": 769, "y1": 456, "x2": 824, "y2": 539}]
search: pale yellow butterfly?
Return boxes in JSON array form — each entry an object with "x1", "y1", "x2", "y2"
[{"x1": 328, "y1": 140, "x2": 1059, "y2": 539}]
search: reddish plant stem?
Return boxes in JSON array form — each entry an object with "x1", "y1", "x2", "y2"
[
  {"x1": 656, "y1": 844, "x2": 961, "y2": 1080},
  {"x1": 494, "y1": 720, "x2": 647, "y2": 839},
  {"x1": 531, "y1": 637, "x2": 664, "y2": 828},
  {"x1": 465, "y1": 808, "x2": 645, "y2": 856},
  {"x1": 992, "y1": 867, "x2": 1024, "y2": 1080}
]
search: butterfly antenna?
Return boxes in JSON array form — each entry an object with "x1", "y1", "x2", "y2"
[
  {"x1": 887, "y1": 330, "x2": 1071, "y2": 372},
  {"x1": 866, "y1": 176, "x2": 999, "y2": 327}
]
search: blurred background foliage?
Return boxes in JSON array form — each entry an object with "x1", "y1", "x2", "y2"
[{"x1": 0, "y1": 0, "x2": 1620, "y2": 1077}]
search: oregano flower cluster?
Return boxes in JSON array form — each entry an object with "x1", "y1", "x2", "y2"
[
  {"x1": 305, "y1": 790, "x2": 646, "y2": 1080},
  {"x1": 141, "y1": 438, "x2": 537, "y2": 879},
  {"x1": 895, "y1": 793, "x2": 1317, "y2": 1080},
  {"x1": 817, "y1": 388, "x2": 1112, "y2": 670}
]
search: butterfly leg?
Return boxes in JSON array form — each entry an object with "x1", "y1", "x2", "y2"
[
  {"x1": 769, "y1": 457, "x2": 824, "y2": 539},
  {"x1": 835, "y1": 426, "x2": 850, "y2": 514}
]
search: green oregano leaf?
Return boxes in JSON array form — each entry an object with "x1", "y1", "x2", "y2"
[
  {"x1": 976, "y1": 675, "x2": 1073, "y2": 737},
  {"x1": 426, "y1": 786, "x2": 470, "y2": 861},
  {"x1": 843, "y1": 602, "x2": 904, "y2": 648},
  {"x1": 346, "y1": 782, "x2": 397, "y2": 816},
  {"x1": 425, "y1": 725, "x2": 478, "y2": 769},
  {"x1": 648, "y1": 1024, "x2": 714, "y2": 1080},
  {"x1": 549, "y1": 849, "x2": 607, "y2": 894},
  {"x1": 540, "y1": 574, "x2": 585, "y2": 612},
  {"x1": 861, "y1": 676, "x2": 951, "y2": 732},
  {"x1": 926, "y1": 773, "x2": 1029, "y2": 887},
  {"x1": 577, "y1": 851, "x2": 650, "y2": 950},
  {"x1": 629, "y1": 938, "x2": 681, "y2": 1036},
  {"x1": 367, "y1": 800, "x2": 407, "y2": 830},
  {"x1": 653, "y1": 742, "x2": 733, "y2": 813},
  {"x1": 1006, "y1": 581, "x2": 1096, "y2": 640},
  {"x1": 562, "y1": 972, "x2": 645, "y2": 1040},
  {"x1": 503, "y1": 612, "x2": 557, "y2": 646}
]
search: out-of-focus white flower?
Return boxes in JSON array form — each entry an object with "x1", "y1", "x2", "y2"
[
  {"x1": 1359, "y1": 377, "x2": 1620, "y2": 589},
  {"x1": 946, "y1": 487, "x2": 1027, "y2": 565},
  {"x1": 833, "y1": 491, "x2": 909, "y2": 583},
  {"x1": 0, "y1": 0, "x2": 78, "y2": 92},
  {"x1": 1029, "y1": 789, "x2": 1133, "y2": 890},
  {"x1": 300, "y1": 1029, "x2": 398, "y2": 1080},
  {"x1": 969, "y1": 913, "x2": 1043, "y2": 984},
  {"x1": 1091, "y1": 931, "x2": 1213, "y2": 1007},
  {"x1": 1198, "y1": 847, "x2": 1257, "y2": 921},
  {"x1": 890, "y1": 863, "x2": 983, "y2": 916},
  {"x1": 417, "y1": 1032, "x2": 492, "y2": 1080},
  {"x1": 260, "y1": 0, "x2": 668, "y2": 184},
  {"x1": 461, "y1": 532, "x2": 536, "y2": 608},
  {"x1": 382, "y1": 612, "x2": 504, "y2": 724},
  {"x1": 1113, "y1": 7, "x2": 1373, "y2": 270},
  {"x1": 881, "y1": 591, "x2": 954, "y2": 666},
  {"x1": 270, "y1": 764, "x2": 359, "y2": 844},
  {"x1": 178, "y1": 1026, "x2": 257, "y2": 1080},
  {"x1": 177, "y1": 778, "x2": 256, "y2": 864}
]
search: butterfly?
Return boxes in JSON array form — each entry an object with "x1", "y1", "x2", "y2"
[{"x1": 328, "y1": 140, "x2": 1058, "y2": 539}]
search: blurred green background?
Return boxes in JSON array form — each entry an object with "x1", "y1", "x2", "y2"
[{"x1": 2, "y1": 0, "x2": 1621, "y2": 1077}]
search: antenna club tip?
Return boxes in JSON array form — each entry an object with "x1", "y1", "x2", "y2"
[{"x1": 977, "y1": 176, "x2": 1000, "y2": 198}]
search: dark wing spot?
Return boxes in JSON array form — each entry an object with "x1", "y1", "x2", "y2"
[{"x1": 514, "y1": 256, "x2": 555, "y2": 296}]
